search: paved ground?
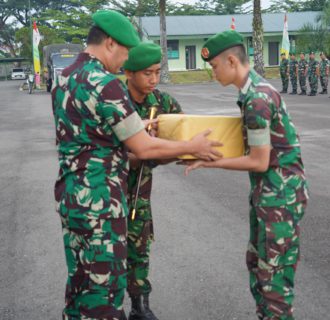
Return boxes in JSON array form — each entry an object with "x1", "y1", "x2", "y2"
[{"x1": 0, "y1": 78, "x2": 329, "y2": 320}]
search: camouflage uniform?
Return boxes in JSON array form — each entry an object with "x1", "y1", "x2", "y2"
[
  {"x1": 237, "y1": 69, "x2": 309, "y2": 320},
  {"x1": 280, "y1": 58, "x2": 289, "y2": 93},
  {"x1": 289, "y1": 59, "x2": 298, "y2": 93},
  {"x1": 308, "y1": 58, "x2": 319, "y2": 95},
  {"x1": 298, "y1": 59, "x2": 308, "y2": 94},
  {"x1": 51, "y1": 52, "x2": 145, "y2": 320},
  {"x1": 127, "y1": 90, "x2": 182, "y2": 297},
  {"x1": 319, "y1": 58, "x2": 329, "y2": 93}
]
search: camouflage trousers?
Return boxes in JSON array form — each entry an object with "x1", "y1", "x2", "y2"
[
  {"x1": 290, "y1": 75, "x2": 297, "y2": 93},
  {"x1": 298, "y1": 74, "x2": 307, "y2": 93},
  {"x1": 308, "y1": 75, "x2": 318, "y2": 94},
  {"x1": 246, "y1": 202, "x2": 306, "y2": 320},
  {"x1": 127, "y1": 206, "x2": 154, "y2": 297},
  {"x1": 320, "y1": 75, "x2": 328, "y2": 91},
  {"x1": 60, "y1": 214, "x2": 127, "y2": 320},
  {"x1": 280, "y1": 74, "x2": 289, "y2": 92}
]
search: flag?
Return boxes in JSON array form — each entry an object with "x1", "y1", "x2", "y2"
[
  {"x1": 281, "y1": 14, "x2": 290, "y2": 59},
  {"x1": 32, "y1": 21, "x2": 41, "y2": 88},
  {"x1": 230, "y1": 17, "x2": 235, "y2": 30}
]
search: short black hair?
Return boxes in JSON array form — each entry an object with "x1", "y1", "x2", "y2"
[
  {"x1": 223, "y1": 45, "x2": 249, "y2": 64},
  {"x1": 86, "y1": 26, "x2": 108, "y2": 45}
]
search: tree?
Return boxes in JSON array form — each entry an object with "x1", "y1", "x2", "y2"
[
  {"x1": 252, "y1": 0, "x2": 264, "y2": 76},
  {"x1": 159, "y1": 0, "x2": 169, "y2": 84},
  {"x1": 266, "y1": 0, "x2": 329, "y2": 12},
  {"x1": 296, "y1": 2, "x2": 330, "y2": 54},
  {"x1": 15, "y1": 25, "x2": 66, "y2": 61}
]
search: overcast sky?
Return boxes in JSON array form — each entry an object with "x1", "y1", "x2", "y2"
[{"x1": 175, "y1": 0, "x2": 273, "y2": 9}]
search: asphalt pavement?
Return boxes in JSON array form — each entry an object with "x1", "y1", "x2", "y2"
[{"x1": 0, "y1": 78, "x2": 329, "y2": 320}]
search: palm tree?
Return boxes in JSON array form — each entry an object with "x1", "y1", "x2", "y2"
[
  {"x1": 159, "y1": 0, "x2": 170, "y2": 83},
  {"x1": 252, "y1": 0, "x2": 264, "y2": 76}
]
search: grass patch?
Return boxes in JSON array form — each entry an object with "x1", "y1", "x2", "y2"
[
  {"x1": 169, "y1": 70, "x2": 213, "y2": 84},
  {"x1": 265, "y1": 67, "x2": 280, "y2": 79}
]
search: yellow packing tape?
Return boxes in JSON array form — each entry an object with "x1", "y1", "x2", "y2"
[{"x1": 157, "y1": 114, "x2": 245, "y2": 159}]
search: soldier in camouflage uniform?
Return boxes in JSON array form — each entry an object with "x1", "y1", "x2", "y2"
[
  {"x1": 308, "y1": 51, "x2": 319, "y2": 96},
  {"x1": 289, "y1": 53, "x2": 298, "y2": 94},
  {"x1": 51, "y1": 10, "x2": 221, "y2": 320},
  {"x1": 298, "y1": 53, "x2": 308, "y2": 95},
  {"x1": 319, "y1": 52, "x2": 329, "y2": 94},
  {"x1": 189, "y1": 30, "x2": 309, "y2": 320},
  {"x1": 279, "y1": 53, "x2": 289, "y2": 93},
  {"x1": 123, "y1": 43, "x2": 183, "y2": 320}
]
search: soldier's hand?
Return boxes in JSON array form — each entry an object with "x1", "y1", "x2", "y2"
[
  {"x1": 143, "y1": 119, "x2": 158, "y2": 131},
  {"x1": 189, "y1": 129, "x2": 223, "y2": 161},
  {"x1": 183, "y1": 160, "x2": 207, "y2": 176}
]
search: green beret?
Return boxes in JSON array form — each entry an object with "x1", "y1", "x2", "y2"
[
  {"x1": 123, "y1": 42, "x2": 162, "y2": 71},
  {"x1": 201, "y1": 30, "x2": 244, "y2": 62},
  {"x1": 309, "y1": 51, "x2": 315, "y2": 55},
  {"x1": 280, "y1": 52, "x2": 286, "y2": 56},
  {"x1": 92, "y1": 10, "x2": 140, "y2": 48}
]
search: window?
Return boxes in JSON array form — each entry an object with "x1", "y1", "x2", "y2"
[{"x1": 167, "y1": 40, "x2": 179, "y2": 59}]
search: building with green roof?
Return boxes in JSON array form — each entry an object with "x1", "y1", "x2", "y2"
[{"x1": 140, "y1": 11, "x2": 321, "y2": 71}]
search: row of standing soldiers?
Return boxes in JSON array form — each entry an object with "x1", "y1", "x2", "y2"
[{"x1": 280, "y1": 51, "x2": 329, "y2": 96}]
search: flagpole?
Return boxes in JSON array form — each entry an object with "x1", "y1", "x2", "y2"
[{"x1": 28, "y1": 0, "x2": 34, "y2": 74}]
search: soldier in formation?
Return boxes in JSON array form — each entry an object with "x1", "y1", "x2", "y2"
[
  {"x1": 123, "y1": 42, "x2": 183, "y2": 320},
  {"x1": 319, "y1": 52, "x2": 329, "y2": 95},
  {"x1": 51, "y1": 9, "x2": 221, "y2": 320},
  {"x1": 280, "y1": 52, "x2": 289, "y2": 93},
  {"x1": 308, "y1": 51, "x2": 319, "y2": 96},
  {"x1": 298, "y1": 52, "x2": 308, "y2": 95},
  {"x1": 188, "y1": 30, "x2": 308, "y2": 320},
  {"x1": 289, "y1": 52, "x2": 298, "y2": 94}
]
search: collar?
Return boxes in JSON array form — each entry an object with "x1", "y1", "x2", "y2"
[{"x1": 239, "y1": 71, "x2": 252, "y2": 95}]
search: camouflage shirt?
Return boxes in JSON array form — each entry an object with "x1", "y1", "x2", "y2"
[
  {"x1": 280, "y1": 58, "x2": 289, "y2": 75},
  {"x1": 52, "y1": 52, "x2": 144, "y2": 219},
  {"x1": 128, "y1": 89, "x2": 182, "y2": 211},
  {"x1": 289, "y1": 59, "x2": 298, "y2": 77},
  {"x1": 320, "y1": 59, "x2": 329, "y2": 77},
  {"x1": 308, "y1": 59, "x2": 319, "y2": 76},
  {"x1": 298, "y1": 59, "x2": 308, "y2": 76},
  {"x1": 237, "y1": 69, "x2": 308, "y2": 207}
]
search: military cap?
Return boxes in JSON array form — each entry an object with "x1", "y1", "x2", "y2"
[
  {"x1": 92, "y1": 10, "x2": 140, "y2": 48},
  {"x1": 309, "y1": 51, "x2": 315, "y2": 55},
  {"x1": 201, "y1": 30, "x2": 244, "y2": 61},
  {"x1": 280, "y1": 52, "x2": 286, "y2": 56},
  {"x1": 123, "y1": 42, "x2": 162, "y2": 71}
]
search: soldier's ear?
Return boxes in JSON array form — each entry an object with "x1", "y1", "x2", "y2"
[{"x1": 105, "y1": 37, "x2": 116, "y2": 53}]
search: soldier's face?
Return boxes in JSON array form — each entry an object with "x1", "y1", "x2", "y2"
[
  {"x1": 105, "y1": 39, "x2": 129, "y2": 73},
  {"x1": 126, "y1": 64, "x2": 161, "y2": 95},
  {"x1": 300, "y1": 54, "x2": 305, "y2": 60},
  {"x1": 209, "y1": 54, "x2": 236, "y2": 86}
]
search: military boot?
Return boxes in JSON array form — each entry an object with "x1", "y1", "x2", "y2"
[
  {"x1": 128, "y1": 295, "x2": 159, "y2": 320},
  {"x1": 299, "y1": 91, "x2": 306, "y2": 95}
]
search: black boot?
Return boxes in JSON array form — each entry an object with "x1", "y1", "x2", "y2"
[
  {"x1": 280, "y1": 90, "x2": 287, "y2": 93},
  {"x1": 299, "y1": 91, "x2": 306, "y2": 95},
  {"x1": 128, "y1": 295, "x2": 159, "y2": 320}
]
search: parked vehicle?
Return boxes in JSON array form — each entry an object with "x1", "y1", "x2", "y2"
[
  {"x1": 11, "y1": 68, "x2": 26, "y2": 80},
  {"x1": 43, "y1": 44, "x2": 83, "y2": 92}
]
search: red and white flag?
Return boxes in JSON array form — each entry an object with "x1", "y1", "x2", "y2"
[{"x1": 230, "y1": 17, "x2": 235, "y2": 30}]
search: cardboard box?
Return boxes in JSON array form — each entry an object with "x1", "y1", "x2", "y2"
[{"x1": 157, "y1": 114, "x2": 245, "y2": 159}]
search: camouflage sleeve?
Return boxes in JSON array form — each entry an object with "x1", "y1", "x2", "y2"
[
  {"x1": 159, "y1": 91, "x2": 183, "y2": 114},
  {"x1": 96, "y1": 78, "x2": 144, "y2": 141},
  {"x1": 245, "y1": 94, "x2": 271, "y2": 146}
]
